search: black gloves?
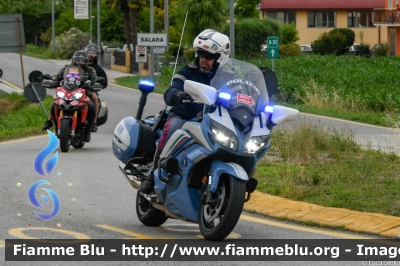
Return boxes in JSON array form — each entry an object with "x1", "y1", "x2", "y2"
[{"x1": 176, "y1": 92, "x2": 193, "y2": 103}]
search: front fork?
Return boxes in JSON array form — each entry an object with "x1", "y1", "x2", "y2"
[{"x1": 57, "y1": 110, "x2": 78, "y2": 136}]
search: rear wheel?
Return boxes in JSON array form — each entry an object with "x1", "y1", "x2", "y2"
[
  {"x1": 59, "y1": 119, "x2": 71, "y2": 152},
  {"x1": 199, "y1": 175, "x2": 246, "y2": 240},
  {"x1": 136, "y1": 192, "x2": 168, "y2": 226}
]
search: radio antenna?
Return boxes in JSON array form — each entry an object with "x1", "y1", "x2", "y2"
[{"x1": 171, "y1": 11, "x2": 188, "y2": 85}]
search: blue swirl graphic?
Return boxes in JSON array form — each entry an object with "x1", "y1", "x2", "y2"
[
  {"x1": 33, "y1": 130, "x2": 59, "y2": 176},
  {"x1": 28, "y1": 180, "x2": 60, "y2": 221}
]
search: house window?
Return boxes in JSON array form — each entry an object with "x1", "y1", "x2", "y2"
[
  {"x1": 266, "y1": 12, "x2": 296, "y2": 26},
  {"x1": 348, "y1": 12, "x2": 374, "y2": 27},
  {"x1": 308, "y1": 12, "x2": 336, "y2": 27}
]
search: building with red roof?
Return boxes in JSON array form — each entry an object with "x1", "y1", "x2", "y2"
[{"x1": 259, "y1": 0, "x2": 400, "y2": 55}]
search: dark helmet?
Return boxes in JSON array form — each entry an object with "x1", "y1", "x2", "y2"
[
  {"x1": 72, "y1": 50, "x2": 88, "y2": 66},
  {"x1": 85, "y1": 43, "x2": 100, "y2": 60}
]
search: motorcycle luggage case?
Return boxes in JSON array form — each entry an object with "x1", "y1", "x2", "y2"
[
  {"x1": 97, "y1": 102, "x2": 108, "y2": 126},
  {"x1": 112, "y1": 117, "x2": 156, "y2": 164}
]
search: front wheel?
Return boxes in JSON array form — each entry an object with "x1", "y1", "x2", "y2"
[
  {"x1": 59, "y1": 119, "x2": 71, "y2": 152},
  {"x1": 136, "y1": 192, "x2": 168, "y2": 226},
  {"x1": 199, "y1": 175, "x2": 246, "y2": 240}
]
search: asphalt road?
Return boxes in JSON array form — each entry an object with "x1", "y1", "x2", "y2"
[{"x1": 0, "y1": 53, "x2": 396, "y2": 266}]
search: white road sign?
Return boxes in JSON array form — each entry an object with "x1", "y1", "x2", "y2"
[
  {"x1": 137, "y1": 33, "x2": 167, "y2": 47},
  {"x1": 74, "y1": 0, "x2": 88, "y2": 19},
  {"x1": 153, "y1": 47, "x2": 165, "y2": 54},
  {"x1": 136, "y1": 45, "x2": 147, "y2": 63}
]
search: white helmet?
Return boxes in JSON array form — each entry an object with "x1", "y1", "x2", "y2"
[{"x1": 193, "y1": 29, "x2": 230, "y2": 69}]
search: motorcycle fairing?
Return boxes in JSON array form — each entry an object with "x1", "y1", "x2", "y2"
[
  {"x1": 63, "y1": 66, "x2": 85, "y2": 91},
  {"x1": 181, "y1": 122, "x2": 213, "y2": 151},
  {"x1": 154, "y1": 143, "x2": 214, "y2": 222},
  {"x1": 160, "y1": 129, "x2": 192, "y2": 158},
  {"x1": 208, "y1": 105, "x2": 237, "y2": 135}
]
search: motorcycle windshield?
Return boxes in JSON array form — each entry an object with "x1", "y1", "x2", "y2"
[
  {"x1": 63, "y1": 66, "x2": 84, "y2": 90},
  {"x1": 210, "y1": 59, "x2": 269, "y2": 120}
]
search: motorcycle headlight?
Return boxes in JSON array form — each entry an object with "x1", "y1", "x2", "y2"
[
  {"x1": 71, "y1": 92, "x2": 83, "y2": 100},
  {"x1": 56, "y1": 91, "x2": 66, "y2": 99},
  {"x1": 244, "y1": 136, "x2": 269, "y2": 154},
  {"x1": 210, "y1": 120, "x2": 238, "y2": 151}
]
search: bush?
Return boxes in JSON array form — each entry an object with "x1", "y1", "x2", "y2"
[
  {"x1": 168, "y1": 43, "x2": 185, "y2": 57},
  {"x1": 221, "y1": 18, "x2": 280, "y2": 60},
  {"x1": 374, "y1": 43, "x2": 390, "y2": 57},
  {"x1": 330, "y1": 28, "x2": 355, "y2": 50},
  {"x1": 57, "y1": 27, "x2": 89, "y2": 59},
  {"x1": 281, "y1": 22, "x2": 299, "y2": 45},
  {"x1": 355, "y1": 43, "x2": 371, "y2": 58},
  {"x1": 183, "y1": 48, "x2": 196, "y2": 63},
  {"x1": 279, "y1": 43, "x2": 301, "y2": 58},
  {"x1": 311, "y1": 31, "x2": 347, "y2": 56}
]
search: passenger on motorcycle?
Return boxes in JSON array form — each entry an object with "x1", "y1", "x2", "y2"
[
  {"x1": 138, "y1": 29, "x2": 231, "y2": 194},
  {"x1": 84, "y1": 43, "x2": 108, "y2": 132},
  {"x1": 42, "y1": 50, "x2": 98, "y2": 142}
]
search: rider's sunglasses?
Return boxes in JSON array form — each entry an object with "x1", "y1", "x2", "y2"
[{"x1": 199, "y1": 53, "x2": 216, "y2": 61}]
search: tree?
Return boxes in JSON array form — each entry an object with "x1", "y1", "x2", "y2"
[
  {"x1": 234, "y1": 0, "x2": 261, "y2": 20},
  {"x1": 100, "y1": 1, "x2": 125, "y2": 43},
  {"x1": 172, "y1": 0, "x2": 227, "y2": 47},
  {"x1": 106, "y1": 0, "x2": 131, "y2": 45},
  {"x1": 137, "y1": 6, "x2": 164, "y2": 33},
  {"x1": 56, "y1": 10, "x2": 90, "y2": 35},
  {"x1": 281, "y1": 22, "x2": 299, "y2": 44},
  {"x1": 104, "y1": 0, "x2": 148, "y2": 46},
  {"x1": 128, "y1": 0, "x2": 148, "y2": 47},
  {"x1": 221, "y1": 18, "x2": 280, "y2": 60}
]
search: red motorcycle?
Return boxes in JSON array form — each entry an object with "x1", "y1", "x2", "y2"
[{"x1": 42, "y1": 65, "x2": 107, "y2": 152}]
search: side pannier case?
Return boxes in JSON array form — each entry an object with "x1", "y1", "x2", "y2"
[{"x1": 112, "y1": 117, "x2": 156, "y2": 164}]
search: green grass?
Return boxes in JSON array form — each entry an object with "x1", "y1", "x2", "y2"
[
  {"x1": 115, "y1": 65, "x2": 182, "y2": 94},
  {"x1": 23, "y1": 44, "x2": 61, "y2": 59},
  {"x1": 284, "y1": 103, "x2": 386, "y2": 127},
  {"x1": 0, "y1": 92, "x2": 52, "y2": 142},
  {"x1": 255, "y1": 120, "x2": 400, "y2": 216}
]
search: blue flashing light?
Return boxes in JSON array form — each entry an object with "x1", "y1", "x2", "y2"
[
  {"x1": 138, "y1": 80, "x2": 155, "y2": 94},
  {"x1": 264, "y1": 105, "x2": 274, "y2": 113},
  {"x1": 218, "y1": 92, "x2": 232, "y2": 100}
]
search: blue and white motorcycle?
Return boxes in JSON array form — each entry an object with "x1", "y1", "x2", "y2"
[{"x1": 112, "y1": 59, "x2": 298, "y2": 240}]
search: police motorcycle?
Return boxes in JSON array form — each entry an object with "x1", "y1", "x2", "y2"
[
  {"x1": 112, "y1": 58, "x2": 299, "y2": 240},
  {"x1": 42, "y1": 66, "x2": 107, "y2": 152}
]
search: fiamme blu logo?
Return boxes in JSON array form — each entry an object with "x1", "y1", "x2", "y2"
[{"x1": 29, "y1": 130, "x2": 60, "y2": 221}]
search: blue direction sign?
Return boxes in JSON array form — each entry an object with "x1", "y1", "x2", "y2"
[{"x1": 267, "y1": 36, "x2": 279, "y2": 59}]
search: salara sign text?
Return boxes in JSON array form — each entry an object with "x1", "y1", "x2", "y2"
[{"x1": 137, "y1": 34, "x2": 167, "y2": 47}]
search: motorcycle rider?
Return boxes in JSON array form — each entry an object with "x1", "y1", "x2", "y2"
[
  {"x1": 138, "y1": 29, "x2": 231, "y2": 194},
  {"x1": 42, "y1": 50, "x2": 98, "y2": 142},
  {"x1": 84, "y1": 43, "x2": 108, "y2": 132}
]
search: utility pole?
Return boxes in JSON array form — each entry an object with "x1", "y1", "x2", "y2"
[
  {"x1": 97, "y1": 0, "x2": 101, "y2": 66},
  {"x1": 90, "y1": 0, "x2": 92, "y2": 42},
  {"x1": 230, "y1": 0, "x2": 235, "y2": 58},
  {"x1": 52, "y1": 0, "x2": 55, "y2": 51},
  {"x1": 150, "y1": 0, "x2": 154, "y2": 82},
  {"x1": 164, "y1": 0, "x2": 169, "y2": 51}
]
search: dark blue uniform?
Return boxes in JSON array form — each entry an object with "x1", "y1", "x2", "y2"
[
  {"x1": 158, "y1": 64, "x2": 215, "y2": 149},
  {"x1": 164, "y1": 64, "x2": 215, "y2": 119}
]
